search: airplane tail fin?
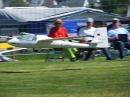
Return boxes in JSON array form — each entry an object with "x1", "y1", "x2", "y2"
[{"x1": 91, "y1": 27, "x2": 109, "y2": 48}]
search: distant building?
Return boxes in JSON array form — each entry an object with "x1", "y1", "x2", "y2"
[
  {"x1": 55, "y1": 0, "x2": 89, "y2": 7},
  {"x1": 88, "y1": 0, "x2": 100, "y2": 3},
  {"x1": 64, "y1": 0, "x2": 89, "y2": 7},
  {"x1": 1, "y1": 0, "x2": 101, "y2": 8},
  {"x1": 26, "y1": 0, "x2": 90, "y2": 7},
  {"x1": 126, "y1": 6, "x2": 130, "y2": 17},
  {"x1": 28, "y1": 0, "x2": 44, "y2": 7},
  {"x1": 2, "y1": 0, "x2": 10, "y2": 7},
  {"x1": 0, "y1": 0, "x2": 4, "y2": 8},
  {"x1": 42, "y1": 0, "x2": 57, "y2": 7}
]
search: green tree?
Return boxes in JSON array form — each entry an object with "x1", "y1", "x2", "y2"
[
  {"x1": 9, "y1": 0, "x2": 26, "y2": 7},
  {"x1": 100, "y1": 0, "x2": 130, "y2": 15}
]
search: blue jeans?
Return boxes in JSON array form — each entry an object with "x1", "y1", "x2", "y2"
[
  {"x1": 113, "y1": 41, "x2": 130, "y2": 59},
  {"x1": 84, "y1": 48, "x2": 112, "y2": 60}
]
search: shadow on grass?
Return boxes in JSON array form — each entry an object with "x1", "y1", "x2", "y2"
[
  {"x1": 53, "y1": 68, "x2": 82, "y2": 71},
  {"x1": 64, "y1": 68, "x2": 82, "y2": 70},
  {"x1": 0, "y1": 71, "x2": 30, "y2": 74}
]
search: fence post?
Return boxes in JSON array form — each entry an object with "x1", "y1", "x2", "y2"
[{"x1": 11, "y1": 32, "x2": 14, "y2": 59}]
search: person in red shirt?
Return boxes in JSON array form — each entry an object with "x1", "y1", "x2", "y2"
[
  {"x1": 49, "y1": 24, "x2": 68, "y2": 38},
  {"x1": 49, "y1": 19, "x2": 77, "y2": 61}
]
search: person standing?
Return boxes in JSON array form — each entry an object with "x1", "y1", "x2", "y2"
[
  {"x1": 78, "y1": 18, "x2": 113, "y2": 61},
  {"x1": 49, "y1": 19, "x2": 77, "y2": 61},
  {"x1": 108, "y1": 18, "x2": 130, "y2": 59}
]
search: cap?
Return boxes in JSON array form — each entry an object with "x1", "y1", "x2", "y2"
[
  {"x1": 87, "y1": 18, "x2": 93, "y2": 22},
  {"x1": 113, "y1": 18, "x2": 120, "y2": 21}
]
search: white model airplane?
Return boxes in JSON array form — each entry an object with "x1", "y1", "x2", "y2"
[{"x1": 0, "y1": 27, "x2": 109, "y2": 49}]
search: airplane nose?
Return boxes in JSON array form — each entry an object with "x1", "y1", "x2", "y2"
[
  {"x1": 8, "y1": 39, "x2": 13, "y2": 44},
  {"x1": 8, "y1": 38, "x2": 17, "y2": 45}
]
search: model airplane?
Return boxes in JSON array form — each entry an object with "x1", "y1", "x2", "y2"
[{"x1": 0, "y1": 27, "x2": 109, "y2": 49}]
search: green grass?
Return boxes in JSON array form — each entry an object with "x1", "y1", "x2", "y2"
[{"x1": 0, "y1": 56, "x2": 130, "y2": 97}]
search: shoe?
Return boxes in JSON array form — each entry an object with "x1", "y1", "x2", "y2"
[
  {"x1": 106, "y1": 58, "x2": 114, "y2": 60},
  {"x1": 84, "y1": 59, "x2": 90, "y2": 61},
  {"x1": 121, "y1": 58, "x2": 125, "y2": 60},
  {"x1": 75, "y1": 52, "x2": 83, "y2": 58},
  {"x1": 70, "y1": 58, "x2": 76, "y2": 62},
  {"x1": 84, "y1": 58, "x2": 91, "y2": 61}
]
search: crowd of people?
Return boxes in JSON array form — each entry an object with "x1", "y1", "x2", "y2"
[{"x1": 49, "y1": 18, "x2": 130, "y2": 62}]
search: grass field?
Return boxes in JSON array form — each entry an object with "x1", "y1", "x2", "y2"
[{"x1": 0, "y1": 56, "x2": 130, "y2": 97}]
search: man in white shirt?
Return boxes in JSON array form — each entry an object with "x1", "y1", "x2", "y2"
[{"x1": 78, "y1": 18, "x2": 113, "y2": 61}]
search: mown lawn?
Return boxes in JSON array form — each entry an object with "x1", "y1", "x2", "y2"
[{"x1": 0, "y1": 56, "x2": 130, "y2": 97}]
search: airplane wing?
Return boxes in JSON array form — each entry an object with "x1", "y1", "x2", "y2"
[
  {"x1": 0, "y1": 48, "x2": 27, "y2": 54},
  {"x1": 0, "y1": 43, "x2": 15, "y2": 49},
  {"x1": 47, "y1": 36, "x2": 86, "y2": 41},
  {"x1": 0, "y1": 36, "x2": 13, "y2": 39},
  {"x1": 0, "y1": 32, "x2": 29, "y2": 39},
  {"x1": 0, "y1": 48, "x2": 27, "y2": 62},
  {"x1": 37, "y1": 35, "x2": 86, "y2": 44}
]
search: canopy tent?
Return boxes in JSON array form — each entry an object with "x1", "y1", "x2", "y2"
[
  {"x1": 0, "y1": 7, "x2": 87, "y2": 25},
  {"x1": 0, "y1": 7, "x2": 129, "y2": 35}
]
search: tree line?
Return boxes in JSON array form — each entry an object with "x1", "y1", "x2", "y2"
[
  {"x1": 100, "y1": 0, "x2": 130, "y2": 15},
  {"x1": 4, "y1": 0, "x2": 27, "y2": 7}
]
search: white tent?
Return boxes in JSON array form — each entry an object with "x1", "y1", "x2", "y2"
[{"x1": 0, "y1": 7, "x2": 129, "y2": 35}]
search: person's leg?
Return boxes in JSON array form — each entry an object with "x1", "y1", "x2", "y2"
[
  {"x1": 114, "y1": 41, "x2": 125, "y2": 59},
  {"x1": 100, "y1": 48, "x2": 113, "y2": 60},
  {"x1": 64, "y1": 40, "x2": 78, "y2": 54},
  {"x1": 63, "y1": 48, "x2": 76, "y2": 61},
  {"x1": 125, "y1": 42, "x2": 130, "y2": 49},
  {"x1": 75, "y1": 48, "x2": 85, "y2": 58},
  {"x1": 84, "y1": 48, "x2": 94, "y2": 61},
  {"x1": 71, "y1": 48, "x2": 78, "y2": 54},
  {"x1": 63, "y1": 40, "x2": 76, "y2": 61}
]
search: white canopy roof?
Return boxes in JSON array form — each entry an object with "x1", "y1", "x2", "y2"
[{"x1": 0, "y1": 7, "x2": 129, "y2": 26}]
